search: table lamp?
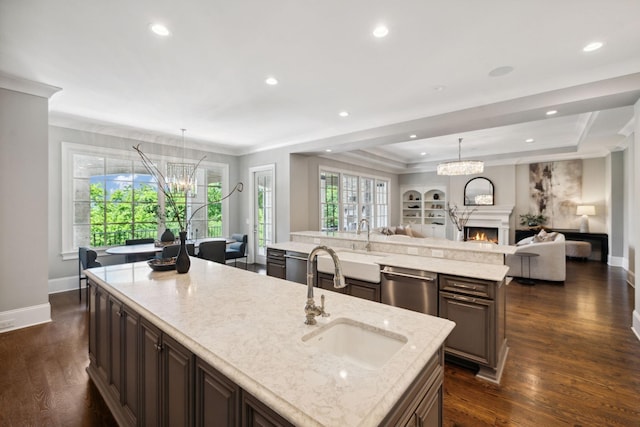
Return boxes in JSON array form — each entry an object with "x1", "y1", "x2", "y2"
[{"x1": 576, "y1": 205, "x2": 595, "y2": 233}]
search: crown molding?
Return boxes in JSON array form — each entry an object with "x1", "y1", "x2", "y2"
[{"x1": 0, "y1": 72, "x2": 61, "y2": 99}]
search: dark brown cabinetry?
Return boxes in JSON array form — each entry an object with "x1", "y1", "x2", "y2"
[
  {"x1": 266, "y1": 248, "x2": 286, "y2": 279},
  {"x1": 195, "y1": 357, "x2": 240, "y2": 427},
  {"x1": 317, "y1": 272, "x2": 381, "y2": 302},
  {"x1": 242, "y1": 391, "x2": 295, "y2": 427},
  {"x1": 438, "y1": 274, "x2": 506, "y2": 382},
  {"x1": 140, "y1": 317, "x2": 194, "y2": 427}
]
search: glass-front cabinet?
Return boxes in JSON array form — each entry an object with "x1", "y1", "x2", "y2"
[{"x1": 401, "y1": 186, "x2": 447, "y2": 238}]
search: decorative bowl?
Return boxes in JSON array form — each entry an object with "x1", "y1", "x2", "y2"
[{"x1": 147, "y1": 257, "x2": 176, "y2": 271}]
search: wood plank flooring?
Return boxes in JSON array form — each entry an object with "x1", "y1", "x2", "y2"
[{"x1": 0, "y1": 261, "x2": 638, "y2": 426}]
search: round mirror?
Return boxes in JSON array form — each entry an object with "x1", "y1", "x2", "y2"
[{"x1": 464, "y1": 177, "x2": 494, "y2": 206}]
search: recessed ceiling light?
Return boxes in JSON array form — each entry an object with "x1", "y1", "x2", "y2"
[
  {"x1": 433, "y1": 85, "x2": 446, "y2": 92},
  {"x1": 373, "y1": 25, "x2": 389, "y2": 38},
  {"x1": 325, "y1": 149, "x2": 332, "y2": 152},
  {"x1": 409, "y1": 134, "x2": 417, "y2": 139},
  {"x1": 150, "y1": 23, "x2": 170, "y2": 36},
  {"x1": 420, "y1": 152, "x2": 427, "y2": 156},
  {"x1": 265, "y1": 77, "x2": 278, "y2": 85},
  {"x1": 546, "y1": 110, "x2": 558, "y2": 116},
  {"x1": 583, "y1": 41, "x2": 603, "y2": 52},
  {"x1": 339, "y1": 111, "x2": 349, "y2": 117},
  {"x1": 488, "y1": 66, "x2": 514, "y2": 77},
  {"x1": 525, "y1": 138, "x2": 535, "y2": 143}
]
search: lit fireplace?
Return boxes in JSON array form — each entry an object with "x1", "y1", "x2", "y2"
[{"x1": 464, "y1": 226, "x2": 499, "y2": 244}]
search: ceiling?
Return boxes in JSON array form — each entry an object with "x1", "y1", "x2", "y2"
[{"x1": 2, "y1": 1, "x2": 639, "y2": 173}]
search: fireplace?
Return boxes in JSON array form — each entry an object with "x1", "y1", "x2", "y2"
[
  {"x1": 464, "y1": 226, "x2": 499, "y2": 244},
  {"x1": 462, "y1": 205, "x2": 514, "y2": 245}
]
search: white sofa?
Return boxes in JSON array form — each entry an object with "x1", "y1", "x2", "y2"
[{"x1": 505, "y1": 233, "x2": 566, "y2": 282}]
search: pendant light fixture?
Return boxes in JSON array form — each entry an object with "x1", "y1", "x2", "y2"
[
  {"x1": 166, "y1": 128, "x2": 198, "y2": 196},
  {"x1": 437, "y1": 138, "x2": 484, "y2": 176}
]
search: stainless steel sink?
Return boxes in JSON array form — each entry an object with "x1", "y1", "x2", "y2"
[{"x1": 302, "y1": 318, "x2": 407, "y2": 369}]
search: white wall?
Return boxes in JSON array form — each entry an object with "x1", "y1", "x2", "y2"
[
  {"x1": 632, "y1": 98, "x2": 640, "y2": 341},
  {"x1": 1, "y1": 84, "x2": 55, "y2": 331}
]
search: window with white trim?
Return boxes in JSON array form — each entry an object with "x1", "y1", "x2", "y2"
[
  {"x1": 319, "y1": 169, "x2": 389, "y2": 231},
  {"x1": 62, "y1": 142, "x2": 229, "y2": 255}
]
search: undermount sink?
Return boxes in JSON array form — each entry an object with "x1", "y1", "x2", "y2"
[
  {"x1": 302, "y1": 318, "x2": 407, "y2": 369},
  {"x1": 316, "y1": 250, "x2": 384, "y2": 283}
]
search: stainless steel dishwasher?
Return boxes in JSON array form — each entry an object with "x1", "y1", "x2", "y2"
[
  {"x1": 284, "y1": 251, "x2": 308, "y2": 284},
  {"x1": 380, "y1": 265, "x2": 438, "y2": 315}
]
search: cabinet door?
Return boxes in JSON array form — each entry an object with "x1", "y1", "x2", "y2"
[
  {"x1": 140, "y1": 318, "x2": 161, "y2": 427},
  {"x1": 97, "y1": 286, "x2": 109, "y2": 381},
  {"x1": 195, "y1": 357, "x2": 239, "y2": 427},
  {"x1": 347, "y1": 278, "x2": 380, "y2": 302},
  {"x1": 88, "y1": 282, "x2": 97, "y2": 364},
  {"x1": 122, "y1": 305, "x2": 139, "y2": 425},
  {"x1": 266, "y1": 263, "x2": 286, "y2": 279},
  {"x1": 108, "y1": 295, "x2": 123, "y2": 402},
  {"x1": 242, "y1": 391, "x2": 294, "y2": 427},
  {"x1": 413, "y1": 377, "x2": 442, "y2": 427},
  {"x1": 439, "y1": 291, "x2": 494, "y2": 365},
  {"x1": 163, "y1": 334, "x2": 194, "y2": 427},
  {"x1": 317, "y1": 273, "x2": 346, "y2": 294}
]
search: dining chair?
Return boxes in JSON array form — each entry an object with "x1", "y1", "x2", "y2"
[
  {"x1": 197, "y1": 240, "x2": 226, "y2": 264},
  {"x1": 124, "y1": 238, "x2": 155, "y2": 263},
  {"x1": 78, "y1": 247, "x2": 101, "y2": 306},
  {"x1": 161, "y1": 243, "x2": 195, "y2": 259},
  {"x1": 225, "y1": 234, "x2": 248, "y2": 268}
]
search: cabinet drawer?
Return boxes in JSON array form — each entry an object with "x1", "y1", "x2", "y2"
[
  {"x1": 439, "y1": 274, "x2": 494, "y2": 299},
  {"x1": 266, "y1": 249, "x2": 286, "y2": 264}
]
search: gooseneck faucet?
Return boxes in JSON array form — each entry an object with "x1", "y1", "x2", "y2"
[
  {"x1": 357, "y1": 218, "x2": 371, "y2": 251},
  {"x1": 305, "y1": 246, "x2": 346, "y2": 325}
]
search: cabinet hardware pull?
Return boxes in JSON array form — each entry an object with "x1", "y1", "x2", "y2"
[
  {"x1": 154, "y1": 343, "x2": 163, "y2": 352},
  {"x1": 116, "y1": 310, "x2": 122, "y2": 317},
  {"x1": 451, "y1": 282, "x2": 478, "y2": 290},
  {"x1": 381, "y1": 268, "x2": 435, "y2": 281},
  {"x1": 452, "y1": 295, "x2": 477, "y2": 303}
]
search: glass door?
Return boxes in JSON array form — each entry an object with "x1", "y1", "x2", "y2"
[{"x1": 252, "y1": 166, "x2": 275, "y2": 265}]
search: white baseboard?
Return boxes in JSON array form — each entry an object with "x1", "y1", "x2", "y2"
[
  {"x1": 632, "y1": 311, "x2": 640, "y2": 343},
  {"x1": 49, "y1": 275, "x2": 82, "y2": 294},
  {"x1": 608, "y1": 255, "x2": 624, "y2": 267},
  {"x1": 0, "y1": 303, "x2": 51, "y2": 333}
]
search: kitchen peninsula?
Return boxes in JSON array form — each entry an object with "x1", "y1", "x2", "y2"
[
  {"x1": 85, "y1": 258, "x2": 455, "y2": 426},
  {"x1": 268, "y1": 231, "x2": 512, "y2": 385}
]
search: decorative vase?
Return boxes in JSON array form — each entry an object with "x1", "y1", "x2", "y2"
[
  {"x1": 160, "y1": 228, "x2": 175, "y2": 242},
  {"x1": 456, "y1": 230, "x2": 464, "y2": 241},
  {"x1": 175, "y1": 231, "x2": 191, "y2": 274}
]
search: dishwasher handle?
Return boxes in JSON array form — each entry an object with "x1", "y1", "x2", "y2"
[
  {"x1": 381, "y1": 267, "x2": 435, "y2": 281},
  {"x1": 284, "y1": 254, "x2": 308, "y2": 262}
]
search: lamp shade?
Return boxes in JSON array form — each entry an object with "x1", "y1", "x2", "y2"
[{"x1": 576, "y1": 205, "x2": 595, "y2": 216}]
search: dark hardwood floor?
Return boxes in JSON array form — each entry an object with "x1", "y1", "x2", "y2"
[{"x1": 0, "y1": 261, "x2": 637, "y2": 426}]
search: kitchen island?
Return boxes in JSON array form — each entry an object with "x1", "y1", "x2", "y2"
[{"x1": 85, "y1": 258, "x2": 455, "y2": 426}]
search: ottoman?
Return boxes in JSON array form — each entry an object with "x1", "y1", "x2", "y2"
[{"x1": 565, "y1": 240, "x2": 592, "y2": 260}]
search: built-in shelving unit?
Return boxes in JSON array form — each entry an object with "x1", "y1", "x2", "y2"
[{"x1": 401, "y1": 186, "x2": 447, "y2": 238}]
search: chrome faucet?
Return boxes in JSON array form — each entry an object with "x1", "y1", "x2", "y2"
[
  {"x1": 305, "y1": 246, "x2": 346, "y2": 325},
  {"x1": 357, "y1": 218, "x2": 371, "y2": 251}
]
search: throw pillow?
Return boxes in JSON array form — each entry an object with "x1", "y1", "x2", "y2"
[
  {"x1": 405, "y1": 225, "x2": 414, "y2": 237},
  {"x1": 395, "y1": 226, "x2": 406, "y2": 235}
]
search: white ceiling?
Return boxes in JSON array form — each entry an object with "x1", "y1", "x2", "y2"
[{"x1": 1, "y1": 1, "x2": 639, "y2": 172}]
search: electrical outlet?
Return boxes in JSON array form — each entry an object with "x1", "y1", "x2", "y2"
[
  {"x1": 0, "y1": 319, "x2": 15, "y2": 329},
  {"x1": 407, "y1": 247, "x2": 418, "y2": 255},
  {"x1": 431, "y1": 249, "x2": 444, "y2": 258}
]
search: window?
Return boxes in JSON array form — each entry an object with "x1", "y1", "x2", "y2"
[
  {"x1": 319, "y1": 169, "x2": 389, "y2": 231},
  {"x1": 62, "y1": 142, "x2": 229, "y2": 256}
]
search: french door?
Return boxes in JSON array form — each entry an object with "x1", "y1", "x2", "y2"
[{"x1": 250, "y1": 165, "x2": 275, "y2": 265}]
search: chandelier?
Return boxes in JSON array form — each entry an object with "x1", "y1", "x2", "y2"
[
  {"x1": 166, "y1": 129, "x2": 198, "y2": 195},
  {"x1": 436, "y1": 138, "x2": 484, "y2": 176}
]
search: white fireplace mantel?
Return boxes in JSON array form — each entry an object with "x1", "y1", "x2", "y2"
[{"x1": 464, "y1": 205, "x2": 514, "y2": 245}]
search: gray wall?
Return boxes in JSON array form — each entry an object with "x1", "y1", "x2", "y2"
[
  {"x1": 48, "y1": 126, "x2": 241, "y2": 280},
  {"x1": 0, "y1": 88, "x2": 50, "y2": 316},
  {"x1": 610, "y1": 151, "x2": 625, "y2": 259}
]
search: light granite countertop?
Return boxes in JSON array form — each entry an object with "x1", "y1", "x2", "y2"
[
  {"x1": 85, "y1": 259, "x2": 455, "y2": 427},
  {"x1": 268, "y1": 241, "x2": 509, "y2": 283}
]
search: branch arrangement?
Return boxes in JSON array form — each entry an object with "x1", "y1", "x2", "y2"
[
  {"x1": 133, "y1": 144, "x2": 243, "y2": 232},
  {"x1": 447, "y1": 203, "x2": 476, "y2": 231}
]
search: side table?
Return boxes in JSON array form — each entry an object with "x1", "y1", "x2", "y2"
[{"x1": 514, "y1": 252, "x2": 539, "y2": 285}]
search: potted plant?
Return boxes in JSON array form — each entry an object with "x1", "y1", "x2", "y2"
[{"x1": 519, "y1": 213, "x2": 548, "y2": 228}]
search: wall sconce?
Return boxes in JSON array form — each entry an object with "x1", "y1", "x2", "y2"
[{"x1": 576, "y1": 205, "x2": 596, "y2": 233}]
